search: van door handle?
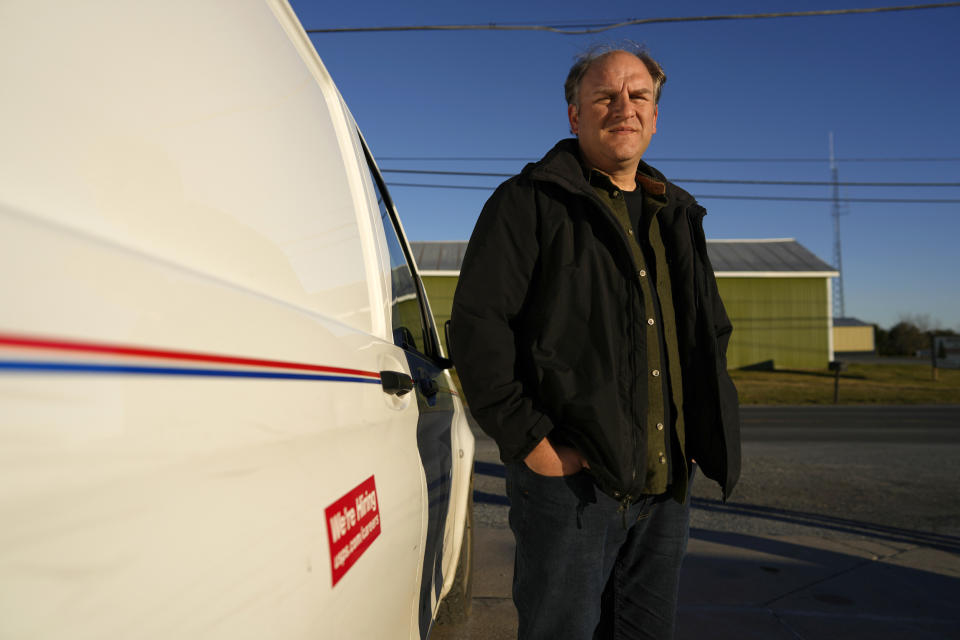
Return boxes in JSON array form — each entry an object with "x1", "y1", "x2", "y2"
[
  {"x1": 418, "y1": 375, "x2": 439, "y2": 398},
  {"x1": 380, "y1": 370, "x2": 414, "y2": 396}
]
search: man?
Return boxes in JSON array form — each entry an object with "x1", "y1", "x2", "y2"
[{"x1": 450, "y1": 47, "x2": 741, "y2": 639}]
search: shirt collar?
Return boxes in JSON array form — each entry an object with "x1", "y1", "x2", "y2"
[{"x1": 584, "y1": 166, "x2": 667, "y2": 199}]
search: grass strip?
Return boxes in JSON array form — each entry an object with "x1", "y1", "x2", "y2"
[{"x1": 729, "y1": 362, "x2": 960, "y2": 405}]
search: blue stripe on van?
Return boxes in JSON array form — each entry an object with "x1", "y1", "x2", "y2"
[{"x1": 0, "y1": 360, "x2": 383, "y2": 384}]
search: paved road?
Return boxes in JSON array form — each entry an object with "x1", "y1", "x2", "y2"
[
  {"x1": 714, "y1": 405, "x2": 960, "y2": 538},
  {"x1": 433, "y1": 405, "x2": 960, "y2": 640},
  {"x1": 471, "y1": 405, "x2": 960, "y2": 534},
  {"x1": 743, "y1": 405, "x2": 960, "y2": 443}
]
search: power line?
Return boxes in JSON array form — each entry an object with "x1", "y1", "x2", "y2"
[
  {"x1": 670, "y1": 195, "x2": 960, "y2": 203},
  {"x1": 380, "y1": 168, "x2": 960, "y2": 187},
  {"x1": 385, "y1": 182, "x2": 960, "y2": 203},
  {"x1": 655, "y1": 157, "x2": 960, "y2": 163},
  {"x1": 377, "y1": 155, "x2": 960, "y2": 163},
  {"x1": 383, "y1": 169, "x2": 512, "y2": 178},
  {"x1": 379, "y1": 157, "x2": 536, "y2": 162},
  {"x1": 307, "y1": 2, "x2": 960, "y2": 35},
  {"x1": 678, "y1": 178, "x2": 960, "y2": 187},
  {"x1": 388, "y1": 182, "x2": 492, "y2": 191}
]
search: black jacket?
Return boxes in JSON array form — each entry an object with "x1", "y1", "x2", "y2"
[{"x1": 451, "y1": 139, "x2": 741, "y2": 500}]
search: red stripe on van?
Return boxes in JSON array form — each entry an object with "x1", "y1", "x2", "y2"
[{"x1": 0, "y1": 332, "x2": 381, "y2": 380}]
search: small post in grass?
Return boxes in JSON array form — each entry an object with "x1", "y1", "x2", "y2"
[
  {"x1": 931, "y1": 334, "x2": 938, "y2": 382},
  {"x1": 829, "y1": 360, "x2": 846, "y2": 404}
]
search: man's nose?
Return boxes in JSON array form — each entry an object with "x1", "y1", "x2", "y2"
[{"x1": 610, "y1": 91, "x2": 633, "y2": 117}]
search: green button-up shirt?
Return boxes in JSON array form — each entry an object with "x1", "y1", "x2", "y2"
[{"x1": 589, "y1": 169, "x2": 688, "y2": 501}]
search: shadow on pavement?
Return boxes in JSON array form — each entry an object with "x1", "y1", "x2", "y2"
[
  {"x1": 680, "y1": 528, "x2": 960, "y2": 639},
  {"x1": 474, "y1": 458, "x2": 960, "y2": 554},
  {"x1": 474, "y1": 460, "x2": 505, "y2": 478},
  {"x1": 442, "y1": 458, "x2": 960, "y2": 639},
  {"x1": 474, "y1": 460, "x2": 510, "y2": 506},
  {"x1": 692, "y1": 497, "x2": 960, "y2": 554}
]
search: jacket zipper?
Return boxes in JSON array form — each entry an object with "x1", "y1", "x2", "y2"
[
  {"x1": 630, "y1": 296, "x2": 640, "y2": 505},
  {"x1": 616, "y1": 495, "x2": 634, "y2": 529},
  {"x1": 580, "y1": 187, "x2": 645, "y2": 504}
]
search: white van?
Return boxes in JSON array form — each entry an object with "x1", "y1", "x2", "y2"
[{"x1": 0, "y1": 1, "x2": 475, "y2": 638}]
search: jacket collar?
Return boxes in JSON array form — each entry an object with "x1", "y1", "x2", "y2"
[{"x1": 524, "y1": 139, "x2": 693, "y2": 210}]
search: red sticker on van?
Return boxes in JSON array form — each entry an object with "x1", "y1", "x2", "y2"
[{"x1": 325, "y1": 475, "x2": 381, "y2": 586}]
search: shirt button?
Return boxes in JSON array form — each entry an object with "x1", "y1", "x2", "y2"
[
  {"x1": 656, "y1": 422, "x2": 664, "y2": 431},
  {"x1": 658, "y1": 452, "x2": 666, "y2": 464},
  {"x1": 612, "y1": 190, "x2": 620, "y2": 198},
  {"x1": 639, "y1": 269, "x2": 647, "y2": 277},
  {"x1": 647, "y1": 318, "x2": 655, "y2": 325},
  {"x1": 652, "y1": 369, "x2": 660, "y2": 377},
  {"x1": 627, "y1": 228, "x2": 634, "y2": 236}
]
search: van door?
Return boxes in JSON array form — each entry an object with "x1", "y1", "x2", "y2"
[{"x1": 363, "y1": 153, "x2": 457, "y2": 639}]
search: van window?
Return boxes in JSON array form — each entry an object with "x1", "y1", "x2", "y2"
[{"x1": 367, "y1": 168, "x2": 429, "y2": 355}]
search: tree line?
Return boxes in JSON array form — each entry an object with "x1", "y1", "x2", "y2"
[{"x1": 875, "y1": 314, "x2": 958, "y2": 356}]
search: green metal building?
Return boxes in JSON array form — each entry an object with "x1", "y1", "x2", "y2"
[{"x1": 412, "y1": 239, "x2": 839, "y2": 370}]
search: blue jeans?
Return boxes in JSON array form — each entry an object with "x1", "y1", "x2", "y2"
[{"x1": 505, "y1": 462, "x2": 693, "y2": 640}]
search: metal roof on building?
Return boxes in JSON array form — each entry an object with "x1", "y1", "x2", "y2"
[
  {"x1": 707, "y1": 239, "x2": 838, "y2": 276},
  {"x1": 410, "y1": 238, "x2": 837, "y2": 276},
  {"x1": 833, "y1": 317, "x2": 873, "y2": 327},
  {"x1": 410, "y1": 241, "x2": 469, "y2": 274}
]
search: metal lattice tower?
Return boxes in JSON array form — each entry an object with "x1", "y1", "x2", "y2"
[{"x1": 829, "y1": 132, "x2": 847, "y2": 318}]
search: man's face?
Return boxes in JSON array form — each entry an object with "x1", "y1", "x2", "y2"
[{"x1": 568, "y1": 51, "x2": 658, "y2": 175}]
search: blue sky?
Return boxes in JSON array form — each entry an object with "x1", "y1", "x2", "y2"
[{"x1": 289, "y1": 1, "x2": 960, "y2": 331}]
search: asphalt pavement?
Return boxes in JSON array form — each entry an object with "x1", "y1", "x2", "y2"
[{"x1": 431, "y1": 405, "x2": 960, "y2": 640}]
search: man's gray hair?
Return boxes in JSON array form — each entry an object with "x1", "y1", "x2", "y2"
[{"x1": 564, "y1": 45, "x2": 667, "y2": 107}]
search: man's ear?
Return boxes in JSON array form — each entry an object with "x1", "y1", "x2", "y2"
[{"x1": 567, "y1": 103, "x2": 579, "y2": 135}]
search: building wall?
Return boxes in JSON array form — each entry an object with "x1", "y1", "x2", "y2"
[
  {"x1": 422, "y1": 274, "x2": 832, "y2": 371},
  {"x1": 718, "y1": 277, "x2": 830, "y2": 369},
  {"x1": 833, "y1": 325, "x2": 876, "y2": 353},
  {"x1": 421, "y1": 275, "x2": 458, "y2": 336}
]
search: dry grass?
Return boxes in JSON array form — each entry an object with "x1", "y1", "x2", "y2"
[
  {"x1": 451, "y1": 361, "x2": 960, "y2": 407},
  {"x1": 729, "y1": 361, "x2": 960, "y2": 405}
]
